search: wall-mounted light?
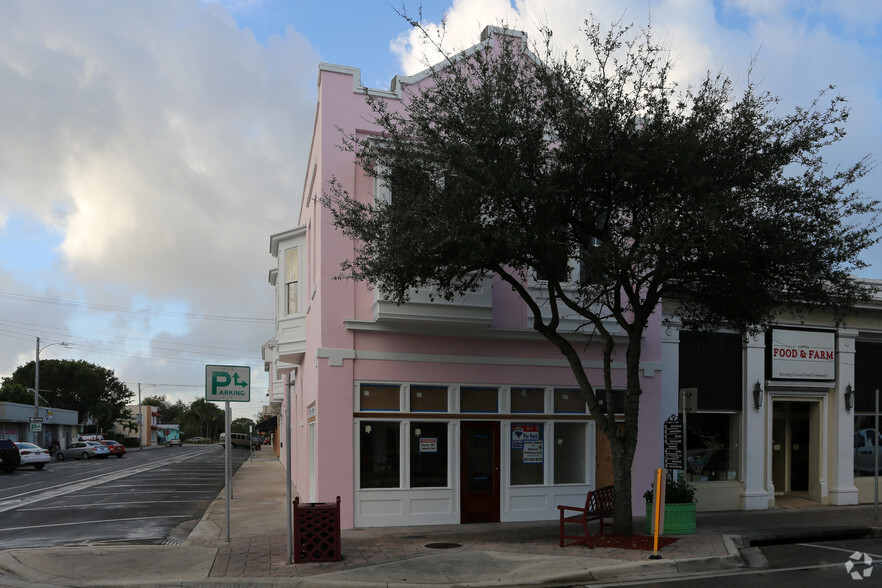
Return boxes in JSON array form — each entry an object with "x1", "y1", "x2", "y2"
[
  {"x1": 753, "y1": 382, "x2": 764, "y2": 411},
  {"x1": 845, "y1": 384, "x2": 854, "y2": 412}
]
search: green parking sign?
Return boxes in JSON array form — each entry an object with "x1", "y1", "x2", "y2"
[{"x1": 205, "y1": 365, "x2": 251, "y2": 402}]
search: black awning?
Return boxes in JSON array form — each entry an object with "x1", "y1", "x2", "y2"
[{"x1": 256, "y1": 415, "x2": 277, "y2": 432}]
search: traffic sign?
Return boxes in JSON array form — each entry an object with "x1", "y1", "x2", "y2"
[
  {"x1": 205, "y1": 365, "x2": 251, "y2": 402},
  {"x1": 30, "y1": 422, "x2": 42, "y2": 432},
  {"x1": 28, "y1": 417, "x2": 43, "y2": 423}
]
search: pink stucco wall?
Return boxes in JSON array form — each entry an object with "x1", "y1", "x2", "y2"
[{"x1": 280, "y1": 61, "x2": 665, "y2": 528}]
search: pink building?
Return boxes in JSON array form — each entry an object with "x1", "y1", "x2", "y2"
[{"x1": 265, "y1": 27, "x2": 664, "y2": 529}]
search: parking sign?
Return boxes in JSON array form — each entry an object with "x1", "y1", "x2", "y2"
[{"x1": 205, "y1": 365, "x2": 251, "y2": 402}]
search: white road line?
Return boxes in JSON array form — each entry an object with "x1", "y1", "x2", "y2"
[
  {"x1": 2, "y1": 515, "x2": 191, "y2": 532},
  {"x1": 797, "y1": 542, "x2": 882, "y2": 559},
  {"x1": 0, "y1": 448, "x2": 218, "y2": 514}
]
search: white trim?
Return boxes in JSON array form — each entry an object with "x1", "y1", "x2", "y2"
[{"x1": 318, "y1": 346, "x2": 661, "y2": 376}]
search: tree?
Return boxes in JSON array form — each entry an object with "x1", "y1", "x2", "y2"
[
  {"x1": 1, "y1": 359, "x2": 133, "y2": 434},
  {"x1": 322, "y1": 20, "x2": 879, "y2": 534},
  {"x1": 232, "y1": 417, "x2": 255, "y2": 435},
  {"x1": 189, "y1": 398, "x2": 224, "y2": 440},
  {"x1": 0, "y1": 381, "x2": 47, "y2": 406}
]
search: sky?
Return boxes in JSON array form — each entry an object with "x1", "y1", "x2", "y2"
[{"x1": 1, "y1": 0, "x2": 881, "y2": 422}]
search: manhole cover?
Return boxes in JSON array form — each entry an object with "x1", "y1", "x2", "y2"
[{"x1": 424, "y1": 542, "x2": 462, "y2": 549}]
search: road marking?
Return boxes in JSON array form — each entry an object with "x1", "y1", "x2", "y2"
[
  {"x1": 797, "y1": 542, "x2": 882, "y2": 559},
  {"x1": 0, "y1": 448, "x2": 219, "y2": 514},
  {"x1": 1, "y1": 515, "x2": 191, "y2": 532}
]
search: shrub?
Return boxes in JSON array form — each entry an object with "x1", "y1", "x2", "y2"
[{"x1": 644, "y1": 478, "x2": 696, "y2": 504}]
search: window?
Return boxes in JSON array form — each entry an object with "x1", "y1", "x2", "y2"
[
  {"x1": 554, "y1": 423, "x2": 588, "y2": 484},
  {"x1": 554, "y1": 388, "x2": 586, "y2": 413},
  {"x1": 359, "y1": 421, "x2": 400, "y2": 488},
  {"x1": 854, "y1": 414, "x2": 881, "y2": 477},
  {"x1": 511, "y1": 388, "x2": 544, "y2": 413},
  {"x1": 360, "y1": 384, "x2": 400, "y2": 411},
  {"x1": 410, "y1": 422, "x2": 448, "y2": 487},
  {"x1": 460, "y1": 387, "x2": 498, "y2": 413},
  {"x1": 685, "y1": 413, "x2": 740, "y2": 481},
  {"x1": 510, "y1": 423, "x2": 544, "y2": 485},
  {"x1": 410, "y1": 386, "x2": 448, "y2": 412},
  {"x1": 285, "y1": 247, "x2": 299, "y2": 315}
]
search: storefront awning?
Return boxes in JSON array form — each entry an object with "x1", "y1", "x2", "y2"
[{"x1": 257, "y1": 415, "x2": 277, "y2": 432}]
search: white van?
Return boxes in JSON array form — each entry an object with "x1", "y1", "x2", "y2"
[{"x1": 219, "y1": 432, "x2": 251, "y2": 449}]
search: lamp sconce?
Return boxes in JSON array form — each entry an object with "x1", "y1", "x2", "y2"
[
  {"x1": 845, "y1": 384, "x2": 854, "y2": 412},
  {"x1": 753, "y1": 382, "x2": 764, "y2": 411}
]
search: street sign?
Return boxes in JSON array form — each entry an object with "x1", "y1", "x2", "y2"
[
  {"x1": 205, "y1": 365, "x2": 251, "y2": 402},
  {"x1": 30, "y1": 422, "x2": 42, "y2": 432},
  {"x1": 663, "y1": 414, "x2": 683, "y2": 470},
  {"x1": 28, "y1": 417, "x2": 43, "y2": 423}
]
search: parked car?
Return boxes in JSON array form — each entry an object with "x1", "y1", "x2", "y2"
[
  {"x1": 100, "y1": 440, "x2": 127, "y2": 458},
  {"x1": 0, "y1": 439, "x2": 21, "y2": 473},
  {"x1": 189, "y1": 437, "x2": 205, "y2": 443},
  {"x1": 14, "y1": 442, "x2": 50, "y2": 470},
  {"x1": 55, "y1": 441, "x2": 110, "y2": 461},
  {"x1": 854, "y1": 428, "x2": 881, "y2": 473}
]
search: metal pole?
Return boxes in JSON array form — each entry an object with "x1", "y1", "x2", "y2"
[
  {"x1": 138, "y1": 384, "x2": 143, "y2": 451},
  {"x1": 682, "y1": 390, "x2": 687, "y2": 483},
  {"x1": 34, "y1": 337, "x2": 40, "y2": 444},
  {"x1": 875, "y1": 389, "x2": 879, "y2": 521},
  {"x1": 225, "y1": 400, "x2": 231, "y2": 541},
  {"x1": 286, "y1": 376, "x2": 293, "y2": 565}
]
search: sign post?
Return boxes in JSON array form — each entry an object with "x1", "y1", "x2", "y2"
[{"x1": 205, "y1": 365, "x2": 251, "y2": 542}]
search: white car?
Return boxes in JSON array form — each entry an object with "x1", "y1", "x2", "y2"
[{"x1": 14, "y1": 442, "x2": 50, "y2": 470}]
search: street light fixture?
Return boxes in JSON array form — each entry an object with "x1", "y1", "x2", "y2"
[{"x1": 34, "y1": 337, "x2": 72, "y2": 444}]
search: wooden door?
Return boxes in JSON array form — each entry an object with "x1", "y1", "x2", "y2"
[{"x1": 460, "y1": 421, "x2": 500, "y2": 523}]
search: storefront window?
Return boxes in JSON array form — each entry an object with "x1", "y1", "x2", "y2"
[
  {"x1": 553, "y1": 422, "x2": 587, "y2": 484},
  {"x1": 360, "y1": 384, "x2": 400, "y2": 411},
  {"x1": 511, "y1": 388, "x2": 544, "y2": 413},
  {"x1": 510, "y1": 423, "x2": 544, "y2": 485},
  {"x1": 359, "y1": 421, "x2": 400, "y2": 488},
  {"x1": 461, "y1": 386, "x2": 498, "y2": 413},
  {"x1": 854, "y1": 414, "x2": 881, "y2": 477},
  {"x1": 685, "y1": 413, "x2": 740, "y2": 482},
  {"x1": 410, "y1": 386, "x2": 448, "y2": 412},
  {"x1": 410, "y1": 422, "x2": 448, "y2": 487},
  {"x1": 553, "y1": 388, "x2": 586, "y2": 413}
]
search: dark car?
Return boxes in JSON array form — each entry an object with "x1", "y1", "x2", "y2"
[
  {"x1": 100, "y1": 440, "x2": 127, "y2": 458},
  {"x1": 0, "y1": 439, "x2": 22, "y2": 473}
]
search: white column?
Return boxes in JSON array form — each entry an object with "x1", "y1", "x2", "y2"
[
  {"x1": 828, "y1": 328, "x2": 859, "y2": 505},
  {"x1": 742, "y1": 333, "x2": 770, "y2": 510}
]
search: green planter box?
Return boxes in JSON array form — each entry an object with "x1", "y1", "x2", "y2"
[{"x1": 645, "y1": 502, "x2": 696, "y2": 535}]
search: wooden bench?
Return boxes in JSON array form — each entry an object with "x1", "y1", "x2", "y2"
[{"x1": 557, "y1": 485, "x2": 614, "y2": 547}]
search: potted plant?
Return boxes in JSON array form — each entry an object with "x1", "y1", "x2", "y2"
[{"x1": 644, "y1": 478, "x2": 697, "y2": 534}]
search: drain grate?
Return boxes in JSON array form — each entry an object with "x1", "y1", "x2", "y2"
[{"x1": 424, "y1": 542, "x2": 462, "y2": 549}]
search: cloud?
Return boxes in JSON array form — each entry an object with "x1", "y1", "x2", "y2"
[{"x1": 0, "y1": 0, "x2": 319, "y2": 418}]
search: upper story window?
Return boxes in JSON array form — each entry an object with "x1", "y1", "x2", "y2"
[{"x1": 285, "y1": 247, "x2": 299, "y2": 315}]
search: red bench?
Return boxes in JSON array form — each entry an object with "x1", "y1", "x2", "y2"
[{"x1": 558, "y1": 485, "x2": 615, "y2": 547}]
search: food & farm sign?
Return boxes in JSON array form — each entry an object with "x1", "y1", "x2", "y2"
[{"x1": 769, "y1": 329, "x2": 835, "y2": 381}]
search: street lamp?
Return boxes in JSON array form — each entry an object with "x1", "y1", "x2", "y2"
[{"x1": 34, "y1": 337, "x2": 72, "y2": 444}]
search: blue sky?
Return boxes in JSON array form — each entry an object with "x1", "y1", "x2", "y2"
[{"x1": 1, "y1": 0, "x2": 881, "y2": 421}]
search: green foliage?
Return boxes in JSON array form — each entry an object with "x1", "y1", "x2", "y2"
[
  {"x1": 0, "y1": 381, "x2": 45, "y2": 405},
  {"x1": 644, "y1": 478, "x2": 697, "y2": 504},
  {"x1": 321, "y1": 19, "x2": 878, "y2": 534},
  {"x1": 2, "y1": 359, "x2": 133, "y2": 433},
  {"x1": 232, "y1": 417, "x2": 255, "y2": 434}
]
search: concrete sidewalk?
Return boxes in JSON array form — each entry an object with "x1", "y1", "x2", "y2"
[{"x1": 1, "y1": 450, "x2": 879, "y2": 587}]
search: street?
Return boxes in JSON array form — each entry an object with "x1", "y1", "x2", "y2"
[
  {"x1": 587, "y1": 536, "x2": 882, "y2": 586},
  {"x1": 0, "y1": 444, "x2": 249, "y2": 549}
]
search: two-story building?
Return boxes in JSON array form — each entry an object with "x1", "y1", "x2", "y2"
[{"x1": 264, "y1": 27, "x2": 666, "y2": 529}]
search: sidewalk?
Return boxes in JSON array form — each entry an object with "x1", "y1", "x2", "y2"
[{"x1": 1, "y1": 451, "x2": 880, "y2": 587}]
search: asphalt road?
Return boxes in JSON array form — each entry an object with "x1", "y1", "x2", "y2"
[
  {"x1": 0, "y1": 444, "x2": 248, "y2": 549},
  {"x1": 589, "y1": 536, "x2": 882, "y2": 586}
]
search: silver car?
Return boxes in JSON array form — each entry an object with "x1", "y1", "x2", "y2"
[
  {"x1": 55, "y1": 441, "x2": 111, "y2": 461},
  {"x1": 854, "y1": 429, "x2": 882, "y2": 474}
]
